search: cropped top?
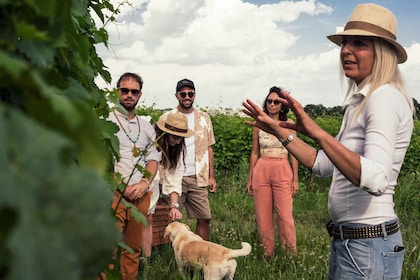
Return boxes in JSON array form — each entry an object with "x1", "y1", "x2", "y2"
[{"x1": 258, "y1": 129, "x2": 288, "y2": 157}]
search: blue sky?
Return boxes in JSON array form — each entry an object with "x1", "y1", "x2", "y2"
[
  {"x1": 247, "y1": 0, "x2": 420, "y2": 46},
  {"x1": 96, "y1": 0, "x2": 420, "y2": 109}
]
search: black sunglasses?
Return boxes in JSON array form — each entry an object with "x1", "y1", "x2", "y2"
[
  {"x1": 119, "y1": 88, "x2": 141, "y2": 96},
  {"x1": 178, "y1": 91, "x2": 195, "y2": 98},
  {"x1": 266, "y1": 99, "x2": 281, "y2": 105}
]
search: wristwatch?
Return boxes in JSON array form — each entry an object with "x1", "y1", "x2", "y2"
[
  {"x1": 282, "y1": 134, "x2": 295, "y2": 147},
  {"x1": 171, "y1": 203, "x2": 180, "y2": 209}
]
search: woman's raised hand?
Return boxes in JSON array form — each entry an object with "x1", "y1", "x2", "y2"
[
  {"x1": 279, "y1": 91, "x2": 323, "y2": 141},
  {"x1": 242, "y1": 99, "x2": 287, "y2": 137}
]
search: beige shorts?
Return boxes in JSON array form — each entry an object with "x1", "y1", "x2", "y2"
[{"x1": 179, "y1": 175, "x2": 211, "y2": 219}]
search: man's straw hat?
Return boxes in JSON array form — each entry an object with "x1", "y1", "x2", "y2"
[
  {"x1": 157, "y1": 113, "x2": 193, "y2": 138},
  {"x1": 327, "y1": 3, "x2": 407, "y2": 63}
]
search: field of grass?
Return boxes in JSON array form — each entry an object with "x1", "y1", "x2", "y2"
[{"x1": 138, "y1": 164, "x2": 420, "y2": 279}]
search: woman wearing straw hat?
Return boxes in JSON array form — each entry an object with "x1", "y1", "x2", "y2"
[
  {"x1": 141, "y1": 112, "x2": 193, "y2": 256},
  {"x1": 242, "y1": 3, "x2": 414, "y2": 279},
  {"x1": 155, "y1": 112, "x2": 194, "y2": 222}
]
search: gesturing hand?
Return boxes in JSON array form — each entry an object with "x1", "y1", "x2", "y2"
[
  {"x1": 242, "y1": 92, "x2": 322, "y2": 141},
  {"x1": 278, "y1": 92, "x2": 322, "y2": 140},
  {"x1": 242, "y1": 99, "x2": 285, "y2": 136}
]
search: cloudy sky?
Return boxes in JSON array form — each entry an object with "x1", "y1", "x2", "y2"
[{"x1": 95, "y1": 0, "x2": 420, "y2": 110}]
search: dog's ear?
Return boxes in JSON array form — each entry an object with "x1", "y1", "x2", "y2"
[
  {"x1": 164, "y1": 224, "x2": 172, "y2": 240},
  {"x1": 165, "y1": 222, "x2": 179, "y2": 241}
]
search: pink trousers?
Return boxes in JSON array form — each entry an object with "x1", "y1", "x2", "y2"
[{"x1": 252, "y1": 156, "x2": 297, "y2": 257}]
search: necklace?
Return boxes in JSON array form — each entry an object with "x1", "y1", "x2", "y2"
[{"x1": 113, "y1": 111, "x2": 141, "y2": 157}]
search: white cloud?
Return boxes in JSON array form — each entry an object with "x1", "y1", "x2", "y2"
[{"x1": 95, "y1": 0, "x2": 420, "y2": 110}]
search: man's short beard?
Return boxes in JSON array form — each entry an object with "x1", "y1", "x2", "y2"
[
  {"x1": 179, "y1": 101, "x2": 193, "y2": 110},
  {"x1": 120, "y1": 101, "x2": 137, "y2": 112}
]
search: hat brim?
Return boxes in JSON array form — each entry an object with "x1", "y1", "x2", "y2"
[
  {"x1": 156, "y1": 119, "x2": 194, "y2": 138},
  {"x1": 327, "y1": 30, "x2": 407, "y2": 64}
]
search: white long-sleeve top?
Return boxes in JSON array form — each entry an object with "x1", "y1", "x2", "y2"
[
  {"x1": 147, "y1": 166, "x2": 183, "y2": 214},
  {"x1": 312, "y1": 84, "x2": 413, "y2": 225}
]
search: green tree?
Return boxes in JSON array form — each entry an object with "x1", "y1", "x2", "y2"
[
  {"x1": 210, "y1": 110, "x2": 253, "y2": 179},
  {"x1": 0, "y1": 0, "x2": 121, "y2": 279}
]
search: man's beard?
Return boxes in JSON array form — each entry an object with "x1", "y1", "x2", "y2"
[
  {"x1": 120, "y1": 99, "x2": 138, "y2": 112},
  {"x1": 179, "y1": 100, "x2": 193, "y2": 110}
]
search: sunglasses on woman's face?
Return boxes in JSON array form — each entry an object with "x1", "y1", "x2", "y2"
[
  {"x1": 119, "y1": 88, "x2": 141, "y2": 96},
  {"x1": 266, "y1": 99, "x2": 281, "y2": 105},
  {"x1": 178, "y1": 91, "x2": 195, "y2": 98}
]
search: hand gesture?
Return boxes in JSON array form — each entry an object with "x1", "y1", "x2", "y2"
[
  {"x1": 242, "y1": 99, "x2": 284, "y2": 136},
  {"x1": 243, "y1": 91, "x2": 322, "y2": 141},
  {"x1": 277, "y1": 92, "x2": 322, "y2": 140}
]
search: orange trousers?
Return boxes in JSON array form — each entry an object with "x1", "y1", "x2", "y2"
[
  {"x1": 252, "y1": 156, "x2": 297, "y2": 257},
  {"x1": 111, "y1": 191, "x2": 151, "y2": 280}
]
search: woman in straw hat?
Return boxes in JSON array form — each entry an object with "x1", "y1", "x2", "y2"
[
  {"x1": 155, "y1": 112, "x2": 194, "y2": 222},
  {"x1": 242, "y1": 3, "x2": 414, "y2": 279},
  {"x1": 141, "y1": 112, "x2": 193, "y2": 256}
]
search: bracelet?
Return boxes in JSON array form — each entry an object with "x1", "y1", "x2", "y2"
[
  {"x1": 141, "y1": 178, "x2": 150, "y2": 187},
  {"x1": 282, "y1": 134, "x2": 295, "y2": 147}
]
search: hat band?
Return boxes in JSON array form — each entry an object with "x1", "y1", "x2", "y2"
[
  {"x1": 165, "y1": 123, "x2": 188, "y2": 134},
  {"x1": 345, "y1": 21, "x2": 396, "y2": 40}
]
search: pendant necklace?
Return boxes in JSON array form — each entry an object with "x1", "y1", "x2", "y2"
[{"x1": 113, "y1": 111, "x2": 141, "y2": 157}]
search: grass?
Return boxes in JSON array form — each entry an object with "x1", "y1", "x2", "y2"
[{"x1": 138, "y1": 165, "x2": 420, "y2": 279}]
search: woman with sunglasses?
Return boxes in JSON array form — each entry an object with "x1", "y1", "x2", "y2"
[
  {"x1": 243, "y1": 4, "x2": 414, "y2": 279},
  {"x1": 246, "y1": 86, "x2": 299, "y2": 259}
]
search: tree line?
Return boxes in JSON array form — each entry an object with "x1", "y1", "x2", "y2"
[{"x1": 304, "y1": 98, "x2": 420, "y2": 119}]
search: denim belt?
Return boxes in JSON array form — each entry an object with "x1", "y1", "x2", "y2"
[{"x1": 326, "y1": 220, "x2": 400, "y2": 239}]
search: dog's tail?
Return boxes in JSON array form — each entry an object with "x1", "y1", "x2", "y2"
[{"x1": 227, "y1": 242, "x2": 252, "y2": 259}]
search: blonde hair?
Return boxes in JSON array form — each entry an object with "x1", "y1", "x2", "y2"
[{"x1": 341, "y1": 37, "x2": 415, "y2": 117}]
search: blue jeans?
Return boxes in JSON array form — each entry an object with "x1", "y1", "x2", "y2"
[{"x1": 328, "y1": 220, "x2": 404, "y2": 280}]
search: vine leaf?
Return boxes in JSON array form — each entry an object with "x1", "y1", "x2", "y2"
[{"x1": 0, "y1": 104, "x2": 119, "y2": 279}]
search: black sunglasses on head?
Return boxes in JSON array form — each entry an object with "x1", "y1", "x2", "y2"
[
  {"x1": 119, "y1": 88, "x2": 141, "y2": 96},
  {"x1": 178, "y1": 91, "x2": 195, "y2": 98}
]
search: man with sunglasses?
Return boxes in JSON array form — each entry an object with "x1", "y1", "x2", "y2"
[
  {"x1": 107, "y1": 72, "x2": 161, "y2": 280},
  {"x1": 162, "y1": 78, "x2": 216, "y2": 241}
]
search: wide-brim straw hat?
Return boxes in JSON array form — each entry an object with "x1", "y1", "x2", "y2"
[
  {"x1": 327, "y1": 3, "x2": 407, "y2": 64},
  {"x1": 157, "y1": 112, "x2": 193, "y2": 138}
]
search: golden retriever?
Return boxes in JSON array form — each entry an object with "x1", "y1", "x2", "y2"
[{"x1": 164, "y1": 222, "x2": 251, "y2": 280}]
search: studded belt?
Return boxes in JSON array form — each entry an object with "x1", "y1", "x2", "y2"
[{"x1": 326, "y1": 220, "x2": 400, "y2": 239}]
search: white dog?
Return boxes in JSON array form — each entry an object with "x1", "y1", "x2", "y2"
[{"x1": 164, "y1": 222, "x2": 251, "y2": 280}]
